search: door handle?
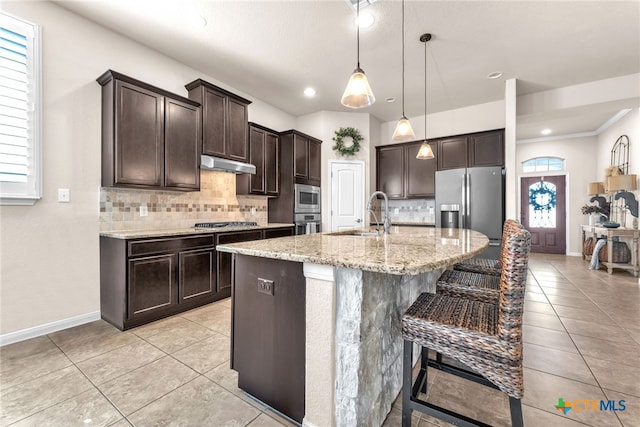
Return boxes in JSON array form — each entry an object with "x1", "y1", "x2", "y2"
[{"x1": 355, "y1": 219, "x2": 362, "y2": 223}]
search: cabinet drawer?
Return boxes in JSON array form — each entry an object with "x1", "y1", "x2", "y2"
[
  {"x1": 216, "y1": 230, "x2": 263, "y2": 245},
  {"x1": 129, "y1": 235, "x2": 215, "y2": 257}
]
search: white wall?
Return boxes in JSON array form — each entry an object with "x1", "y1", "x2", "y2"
[
  {"x1": 516, "y1": 136, "x2": 599, "y2": 255},
  {"x1": 379, "y1": 100, "x2": 505, "y2": 144},
  {"x1": 0, "y1": 1, "x2": 295, "y2": 338},
  {"x1": 296, "y1": 111, "x2": 373, "y2": 231}
]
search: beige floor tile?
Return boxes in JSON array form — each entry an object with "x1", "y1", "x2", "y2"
[
  {"x1": 523, "y1": 311, "x2": 565, "y2": 331},
  {"x1": 525, "y1": 292, "x2": 549, "y2": 303},
  {"x1": 48, "y1": 320, "x2": 121, "y2": 348},
  {"x1": 171, "y1": 332, "x2": 230, "y2": 374},
  {"x1": 584, "y1": 356, "x2": 640, "y2": 398},
  {"x1": 127, "y1": 376, "x2": 261, "y2": 427},
  {"x1": 247, "y1": 413, "x2": 287, "y2": 426},
  {"x1": 571, "y1": 335, "x2": 640, "y2": 368},
  {"x1": 560, "y1": 318, "x2": 637, "y2": 345},
  {"x1": 76, "y1": 340, "x2": 165, "y2": 384},
  {"x1": 539, "y1": 287, "x2": 581, "y2": 297},
  {"x1": 522, "y1": 368, "x2": 622, "y2": 426},
  {"x1": 522, "y1": 325, "x2": 578, "y2": 354},
  {"x1": 523, "y1": 343, "x2": 596, "y2": 385},
  {"x1": 380, "y1": 407, "x2": 423, "y2": 427},
  {"x1": 524, "y1": 301, "x2": 556, "y2": 315},
  {"x1": 10, "y1": 388, "x2": 122, "y2": 427},
  {"x1": 204, "y1": 361, "x2": 267, "y2": 411},
  {"x1": 182, "y1": 305, "x2": 232, "y2": 336},
  {"x1": 420, "y1": 370, "x2": 512, "y2": 426},
  {"x1": 109, "y1": 420, "x2": 133, "y2": 427},
  {"x1": 0, "y1": 336, "x2": 72, "y2": 389},
  {"x1": 130, "y1": 315, "x2": 190, "y2": 339},
  {"x1": 522, "y1": 404, "x2": 595, "y2": 426},
  {"x1": 553, "y1": 305, "x2": 614, "y2": 324},
  {"x1": 99, "y1": 356, "x2": 198, "y2": 415},
  {"x1": 139, "y1": 318, "x2": 216, "y2": 354},
  {"x1": 546, "y1": 294, "x2": 598, "y2": 310},
  {"x1": 55, "y1": 330, "x2": 141, "y2": 363},
  {"x1": 602, "y1": 389, "x2": 640, "y2": 427},
  {"x1": 261, "y1": 408, "x2": 300, "y2": 427},
  {"x1": 0, "y1": 365, "x2": 93, "y2": 426}
]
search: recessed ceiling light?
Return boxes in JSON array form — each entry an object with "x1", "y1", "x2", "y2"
[
  {"x1": 356, "y1": 12, "x2": 375, "y2": 28},
  {"x1": 541, "y1": 128, "x2": 552, "y2": 135},
  {"x1": 304, "y1": 87, "x2": 316, "y2": 97},
  {"x1": 487, "y1": 71, "x2": 503, "y2": 79},
  {"x1": 385, "y1": 97, "x2": 396, "y2": 103}
]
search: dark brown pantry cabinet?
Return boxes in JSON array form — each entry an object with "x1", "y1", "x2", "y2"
[
  {"x1": 376, "y1": 140, "x2": 437, "y2": 199},
  {"x1": 236, "y1": 123, "x2": 279, "y2": 196},
  {"x1": 97, "y1": 70, "x2": 201, "y2": 191},
  {"x1": 185, "y1": 79, "x2": 252, "y2": 163}
]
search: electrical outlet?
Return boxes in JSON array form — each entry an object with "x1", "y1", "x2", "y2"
[
  {"x1": 257, "y1": 278, "x2": 274, "y2": 296},
  {"x1": 57, "y1": 188, "x2": 70, "y2": 203},
  {"x1": 394, "y1": 208, "x2": 399, "y2": 214},
  {"x1": 139, "y1": 204, "x2": 148, "y2": 217},
  {"x1": 251, "y1": 207, "x2": 256, "y2": 216}
]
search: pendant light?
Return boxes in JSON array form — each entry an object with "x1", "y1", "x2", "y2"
[
  {"x1": 416, "y1": 33, "x2": 434, "y2": 159},
  {"x1": 341, "y1": 0, "x2": 375, "y2": 108},
  {"x1": 392, "y1": 0, "x2": 415, "y2": 142}
]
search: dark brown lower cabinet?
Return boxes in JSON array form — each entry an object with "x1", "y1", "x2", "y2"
[
  {"x1": 101, "y1": 235, "x2": 217, "y2": 330},
  {"x1": 232, "y1": 254, "x2": 305, "y2": 423}
]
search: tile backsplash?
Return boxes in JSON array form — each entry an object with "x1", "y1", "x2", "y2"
[
  {"x1": 100, "y1": 171, "x2": 268, "y2": 231},
  {"x1": 369, "y1": 198, "x2": 435, "y2": 224}
]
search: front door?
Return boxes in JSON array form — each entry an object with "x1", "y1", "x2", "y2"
[
  {"x1": 520, "y1": 175, "x2": 566, "y2": 254},
  {"x1": 330, "y1": 161, "x2": 365, "y2": 231}
]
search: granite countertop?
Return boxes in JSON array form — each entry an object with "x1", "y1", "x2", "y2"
[
  {"x1": 100, "y1": 223, "x2": 295, "y2": 239},
  {"x1": 372, "y1": 221, "x2": 435, "y2": 227},
  {"x1": 216, "y1": 226, "x2": 488, "y2": 275}
]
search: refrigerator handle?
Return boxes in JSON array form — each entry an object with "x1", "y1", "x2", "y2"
[
  {"x1": 461, "y1": 174, "x2": 466, "y2": 228},
  {"x1": 465, "y1": 173, "x2": 471, "y2": 228}
]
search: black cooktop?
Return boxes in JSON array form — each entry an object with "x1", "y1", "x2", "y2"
[{"x1": 193, "y1": 221, "x2": 258, "y2": 229}]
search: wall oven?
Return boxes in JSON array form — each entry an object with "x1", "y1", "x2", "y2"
[
  {"x1": 295, "y1": 213, "x2": 321, "y2": 235},
  {"x1": 294, "y1": 184, "x2": 321, "y2": 214}
]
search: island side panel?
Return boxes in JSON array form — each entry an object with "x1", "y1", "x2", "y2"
[
  {"x1": 334, "y1": 267, "x2": 442, "y2": 427},
  {"x1": 232, "y1": 254, "x2": 306, "y2": 423}
]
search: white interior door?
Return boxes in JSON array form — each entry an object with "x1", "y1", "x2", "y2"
[{"x1": 330, "y1": 161, "x2": 365, "y2": 231}]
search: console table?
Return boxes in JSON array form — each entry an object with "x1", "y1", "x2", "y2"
[{"x1": 581, "y1": 225, "x2": 639, "y2": 277}]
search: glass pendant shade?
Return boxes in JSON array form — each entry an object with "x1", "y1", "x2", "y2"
[
  {"x1": 392, "y1": 116, "x2": 415, "y2": 142},
  {"x1": 416, "y1": 141, "x2": 434, "y2": 159},
  {"x1": 341, "y1": 67, "x2": 375, "y2": 108}
]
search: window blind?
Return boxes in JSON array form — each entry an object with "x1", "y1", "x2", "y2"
[{"x1": 0, "y1": 13, "x2": 40, "y2": 204}]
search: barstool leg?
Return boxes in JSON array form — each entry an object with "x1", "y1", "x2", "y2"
[
  {"x1": 420, "y1": 347, "x2": 428, "y2": 393},
  {"x1": 402, "y1": 340, "x2": 413, "y2": 427},
  {"x1": 509, "y1": 396, "x2": 523, "y2": 427}
]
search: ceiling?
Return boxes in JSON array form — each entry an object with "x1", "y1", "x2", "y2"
[{"x1": 53, "y1": 0, "x2": 640, "y2": 140}]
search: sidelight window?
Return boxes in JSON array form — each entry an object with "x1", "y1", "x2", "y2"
[{"x1": 0, "y1": 12, "x2": 41, "y2": 205}]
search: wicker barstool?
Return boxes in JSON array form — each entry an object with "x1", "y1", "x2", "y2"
[
  {"x1": 450, "y1": 219, "x2": 521, "y2": 277},
  {"x1": 401, "y1": 226, "x2": 531, "y2": 427},
  {"x1": 436, "y1": 220, "x2": 523, "y2": 303}
]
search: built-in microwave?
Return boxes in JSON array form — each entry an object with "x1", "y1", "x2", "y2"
[{"x1": 294, "y1": 184, "x2": 321, "y2": 214}]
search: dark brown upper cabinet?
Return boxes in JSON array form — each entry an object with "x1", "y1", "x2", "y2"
[
  {"x1": 281, "y1": 130, "x2": 322, "y2": 186},
  {"x1": 185, "y1": 79, "x2": 252, "y2": 163},
  {"x1": 437, "y1": 129, "x2": 504, "y2": 170},
  {"x1": 97, "y1": 70, "x2": 201, "y2": 191},
  {"x1": 376, "y1": 141, "x2": 437, "y2": 199},
  {"x1": 237, "y1": 123, "x2": 280, "y2": 196}
]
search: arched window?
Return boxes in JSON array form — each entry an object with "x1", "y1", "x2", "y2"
[{"x1": 522, "y1": 157, "x2": 564, "y2": 173}]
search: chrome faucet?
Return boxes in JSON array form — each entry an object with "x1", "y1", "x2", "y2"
[{"x1": 367, "y1": 191, "x2": 391, "y2": 234}]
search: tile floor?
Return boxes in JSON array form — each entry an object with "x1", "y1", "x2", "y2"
[{"x1": 1, "y1": 254, "x2": 638, "y2": 427}]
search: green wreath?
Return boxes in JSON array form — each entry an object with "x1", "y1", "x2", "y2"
[
  {"x1": 529, "y1": 181, "x2": 557, "y2": 212},
  {"x1": 332, "y1": 127, "x2": 363, "y2": 156}
]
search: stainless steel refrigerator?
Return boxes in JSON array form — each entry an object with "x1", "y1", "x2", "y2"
[{"x1": 435, "y1": 166, "x2": 505, "y2": 258}]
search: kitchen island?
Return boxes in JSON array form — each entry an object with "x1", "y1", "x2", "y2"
[{"x1": 217, "y1": 226, "x2": 489, "y2": 427}]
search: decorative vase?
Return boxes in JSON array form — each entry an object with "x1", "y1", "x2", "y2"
[{"x1": 589, "y1": 214, "x2": 598, "y2": 226}]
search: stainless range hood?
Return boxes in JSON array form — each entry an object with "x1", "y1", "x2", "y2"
[{"x1": 200, "y1": 155, "x2": 256, "y2": 174}]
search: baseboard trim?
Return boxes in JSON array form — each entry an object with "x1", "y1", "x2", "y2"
[
  {"x1": 0, "y1": 311, "x2": 101, "y2": 346},
  {"x1": 567, "y1": 252, "x2": 582, "y2": 257}
]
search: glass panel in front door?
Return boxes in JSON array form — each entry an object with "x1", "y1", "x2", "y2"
[{"x1": 528, "y1": 181, "x2": 557, "y2": 228}]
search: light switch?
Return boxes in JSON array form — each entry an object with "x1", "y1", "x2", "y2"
[{"x1": 57, "y1": 188, "x2": 70, "y2": 203}]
